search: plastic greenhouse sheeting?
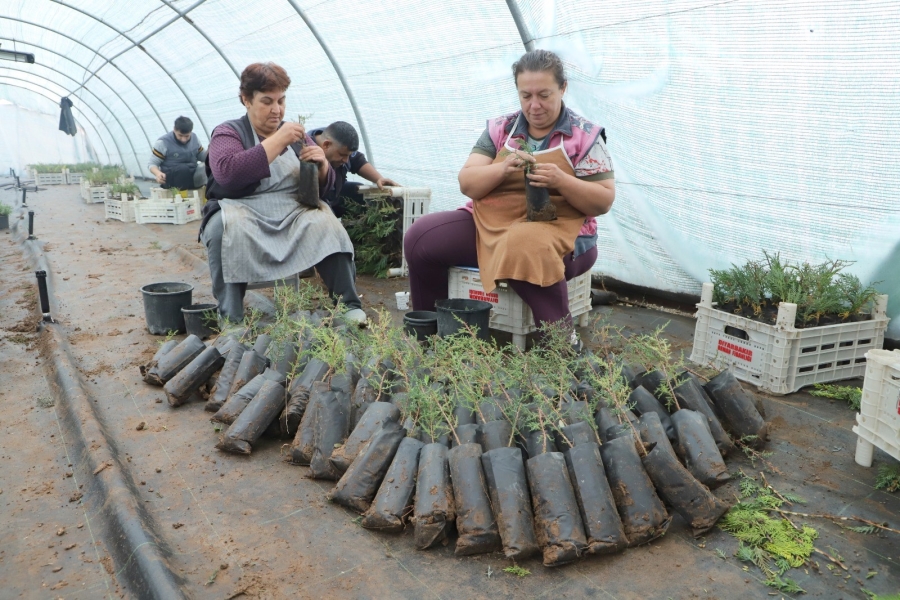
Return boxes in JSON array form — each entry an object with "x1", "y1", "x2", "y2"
[{"x1": 0, "y1": 0, "x2": 897, "y2": 337}]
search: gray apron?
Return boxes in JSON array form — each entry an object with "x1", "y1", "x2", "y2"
[{"x1": 219, "y1": 133, "x2": 354, "y2": 284}]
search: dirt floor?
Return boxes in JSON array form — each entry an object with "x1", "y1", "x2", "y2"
[{"x1": 0, "y1": 181, "x2": 898, "y2": 599}]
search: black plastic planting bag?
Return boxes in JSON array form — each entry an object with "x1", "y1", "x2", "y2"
[
  {"x1": 453, "y1": 423, "x2": 480, "y2": 446},
  {"x1": 252, "y1": 333, "x2": 272, "y2": 356},
  {"x1": 331, "y1": 372, "x2": 356, "y2": 427},
  {"x1": 638, "y1": 412, "x2": 678, "y2": 461},
  {"x1": 565, "y1": 443, "x2": 629, "y2": 554},
  {"x1": 212, "y1": 368, "x2": 284, "y2": 424},
  {"x1": 206, "y1": 343, "x2": 247, "y2": 412},
  {"x1": 329, "y1": 421, "x2": 406, "y2": 512},
  {"x1": 638, "y1": 370, "x2": 668, "y2": 402},
  {"x1": 139, "y1": 339, "x2": 178, "y2": 382},
  {"x1": 526, "y1": 452, "x2": 588, "y2": 567},
  {"x1": 447, "y1": 443, "x2": 501, "y2": 556},
  {"x1": 289, "y1": 382, "x2": 332, "y2": 465},
  {"x1": 557, "y1": 421, "x2": 598, "y2": 450},
  {"x1": 362, "y1": 437, "x2": 424, "y2": 532},
  {"x1": 641, "y1": 443, "x2": 730, "y2": 536},
  {"x1": 704, "y1": 370, "x2": 767, "y2": 446},
  {"x1": 268, "y1": 338, "x2": 299, "y2": 378},
  {"x1": 476, "y1": 397, "x2": 506, "y2": 424},
  {"x1": 351, "y1": 376, "x2": 379, "y2": 423},
  {"x1": 560, "y1": 400, "x2": 592, "y2": 425},
  {"x1": 481, "y1": 447, "x2": 540, "y2": 560},
  {"x1": 217, "y1": 379, "x2": 284, "y2": 454},
  {"x1": 281, "y1": 358, "x2": 330, "y2": 436},
  {"x1": 228, "y1": 349, "x2": 267, "y2": 399},
  {"x1": 479, "y1": 420, "x2": 513, "y2": 451},
  {"x1": 164, "y1": 346, "x2": 225, "y2": 407},
  {"x1": 309, "y1": 388, "x2": 350, "y2": 480},
  {"x1": 673, "y1": 377, "x2": 734, "y2": 456},
  {"x1": 621, "y1": 363, "x2": 647, "y2": 389},
  {"x1": 629, "y1": 385, "x2": 676, "y2": 441},
  {"x1": 143, "y1": 335, "x2": 206, "y2": 385},
  {"x1": 330, "y1": 402, "x2": 401, "y2": 474},
  {"x1": 670, "y1": 409, "x2": 731, "y2": 488},
  {"x1": 453, "y1": 402, "x2": 476, "y2": 427},
  {"x1": 600, "y1": 436, "x2": 670, "y2": 546},
  {"x1": 594, "y1": 407, "x2": 617, "y2": 443},
  {"x1": 525, "y1": 427, "x2": 558, "y2": 457},
  {"x1": 413, "y1": 443, "x2": 455, "y2": 550}
]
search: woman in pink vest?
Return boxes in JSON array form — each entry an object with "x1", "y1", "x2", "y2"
[{"x1": 404, "y1": 49, "x2": 615, "y2": 348}]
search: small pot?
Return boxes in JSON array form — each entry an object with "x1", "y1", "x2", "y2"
[
  {"x1": 403, "y1": 310, "x2": 438, "y2": 341},
  {"x1": 181, "y1": 303, "x2": 218, "y2": 340}
]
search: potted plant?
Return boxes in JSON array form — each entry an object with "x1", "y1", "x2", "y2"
[
  {"x1": 515, "y1": 140, "x2": 556, "y2": 222},
  {"x1": 110, "y1": 183, "x2": 141, "y2": 201},
  {"x1": 0, "y1": 202, "x2": 11, "y2": 230}
]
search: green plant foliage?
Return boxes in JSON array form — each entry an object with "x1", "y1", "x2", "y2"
[
  {"x1": 29, "y1": 163, "x2": 66, "y2": 173},
  {"x1": 503, "y1": 565, "x2": 531, "y2": 577},
  {"x1": 721, "y1": 476, "x2": 817, "y2": 592},
  {"x1": 0, "y1": 203, "x2": 12, "y2": 216},
  {"x1": 343, "y1": 193, "x2": 402, "y2": 277},
  {"x1": 110, "y1": 183, "x2": 141, "y2": 197},
  {"x1": 809, "y1": 383, "x2": 862, "y2": 411},
  {"x1": 863, "y1": 590, "x2": 900, "y2": 600},
  {"x1": 86, "y1": 165, "x2": 126, "y2": 185},
  {"x1": 874, "y1": 463, "x2": 900, "y2": 493},
  {"x1": 708, "y1": 252, "x2": 882, "y2": 326}
]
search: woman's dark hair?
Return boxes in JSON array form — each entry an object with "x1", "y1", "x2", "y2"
[
  {"x1": 512, "y1": 49, "x2": 566, "y2": 88},
  {"x1": 239, "y1": 62, "x2": 291, "y2": 104}
]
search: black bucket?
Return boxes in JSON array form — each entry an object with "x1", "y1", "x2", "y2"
[
  {"x1": 403, "y1": 311, "x2": 438, "y2": 341},
  {"x1": 435, "y1": 299, "x2": 492, "y2": 340},
  {"x1": 182, "y1": 303, "x2": 219, "y2": 340},
  {"x1": 140, "y1": 282, "x2": 193, "y2": 335}
]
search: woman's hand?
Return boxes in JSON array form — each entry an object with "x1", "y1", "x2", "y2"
[
  {"x1": 526, "y1": 162, "x2": 567, "y2": 188},
  {"x1": 502, "y1": 150, "x2": 534, "y2": 176},
  {"x1": 274, "y1": 122, "x2": 307, "y2": 147},
  {"x1": 300, "y1": 144, "x2": 328, "y2": 168}
]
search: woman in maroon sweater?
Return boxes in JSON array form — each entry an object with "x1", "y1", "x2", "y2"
[{"x1": 199, "y1": 62, "x2": 366, "y2": 325}]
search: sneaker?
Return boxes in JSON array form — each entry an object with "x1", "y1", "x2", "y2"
[{"x1": 343, "y1": 308, "x2": 368, "y2": 327}]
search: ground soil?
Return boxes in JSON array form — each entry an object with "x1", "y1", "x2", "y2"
[{"x1": 0, "y1": 182, "x2": 897, "y2": 599}]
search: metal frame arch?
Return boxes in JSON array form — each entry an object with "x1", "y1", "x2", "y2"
[
  {"x1": 284, "y1": 0, "x2": 374, "y2": 163},
  {"x1": 0, "y1": 38, "x2": 155, "y2": 163},
  {"x1": 0, "y1": 79, "x2": 115, "y2": 163},
  {"x1": 157, "y1": 0, "x2": 240, "y2": 78},
  {"x1": 49, "y1": 0, "x2": 212, "y2": 136},
  {"x1": 0, "y1": 61, "x2": 145, "y2": 174},
  {"x1": 0, "y1": 15, "x2": 167, "y2": 131},
  {"x1": 505, "y1": 0, "x2": 536, "y2": 51}
]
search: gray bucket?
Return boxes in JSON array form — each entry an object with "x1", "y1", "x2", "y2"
[
  {"x1": 435, "y1": 299, "x2": 492, "y2": 340},
  {"x1": 182, "y1": 303, "x2": 219, "y2": 340},
  {"x1": 140, "y1": 282, "x2": 194, "y2": 335}
]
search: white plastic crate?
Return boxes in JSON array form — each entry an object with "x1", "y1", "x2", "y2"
[
  {"x1": 359, "y1": 185, "x2": 430, "y2": 276},
  {"x1": 84, "y1": 185, "x2": 110, "y2": 204},
  {"x1": 135, "y1": 197, "x2": 201, "y2": 225},
  {"x1": 36, "y1": 172, "x2": 66, "y2": 185},
  {"x1": 149, "y1": 188, "x2": 202, "y2": 203},
  {"x1": 150, "y1": 187, "x2": 173, "y2": 200},
  {"x1": 689, "y1": 282, "x2": 890, "y2": 395},
  {"x1": 448, "y1": 266, "x2": 592, "y2": 350},
  {"x1": 853, "y1": 349, "x2": 900, "y2": 466},
  {"x1": 67, "y1": 172, "x2": 84, "y2": 184},
  {"x1": 104, "y1": 194, "x2": 137, "y2": 222}
]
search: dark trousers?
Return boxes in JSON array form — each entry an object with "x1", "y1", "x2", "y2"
[
  {"x1": 403, "y1": 210, "x2": 597, "y2": 329},
  {"x1": 201, "y1": 211, "x2": 362, "y2": 322}
]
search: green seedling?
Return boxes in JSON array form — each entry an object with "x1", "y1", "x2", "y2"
[
  {"x1": 503, "y1": 565, "x2": 530, "y2": 577},
  {"x1": 875, "y1": 463, "x2": 900, "y2": 493}
]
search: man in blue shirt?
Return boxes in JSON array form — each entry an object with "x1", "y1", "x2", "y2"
[{"x1": 310, "y1": 121, "x2": 399, "y2": 217}]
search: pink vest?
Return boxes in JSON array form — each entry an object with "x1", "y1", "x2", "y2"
[{"x1": 462, "y1": 109, "x2": 602, "y2": 237}]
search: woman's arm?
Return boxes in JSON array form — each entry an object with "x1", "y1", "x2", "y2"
[
  {"x1": 209, "y1": 127, "x2": 270, "y2": 190},
  {"x1": 527, "y1": 164, "x2": 615, "y2": 216},
  {"x1": 458, "y1": 151, "x2": 531, "y2": 200}
]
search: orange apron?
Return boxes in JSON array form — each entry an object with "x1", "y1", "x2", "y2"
[{"x1": 472, "y1": 132, "x2": 586, "y2": 294}]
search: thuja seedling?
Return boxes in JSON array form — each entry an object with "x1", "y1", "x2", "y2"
[{"x1": 503, "y1": 565, "x2": 530, "y2": 577}]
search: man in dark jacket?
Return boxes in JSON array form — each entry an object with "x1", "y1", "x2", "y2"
[
  {"x1": 310, "y1": 121, "x2": 399, "y2": 217},
  {"x1": 148, "y1": 116, "x2": 207, "y2": 190}
]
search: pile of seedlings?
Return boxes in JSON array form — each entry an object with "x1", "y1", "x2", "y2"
[
  {"x1": 342, "y1": 192, "x2": 403, "y2": 277},
  {"x1": 709, "y1": 252, "x2": 881, "y2": 327},
  {"x1": 137, "y1": 282, "x2": 773, "y2": 571}
]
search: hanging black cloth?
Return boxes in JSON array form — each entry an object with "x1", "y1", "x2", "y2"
[{"x1": 59, "y1": 97, "x2": 77, "y2": 136}]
